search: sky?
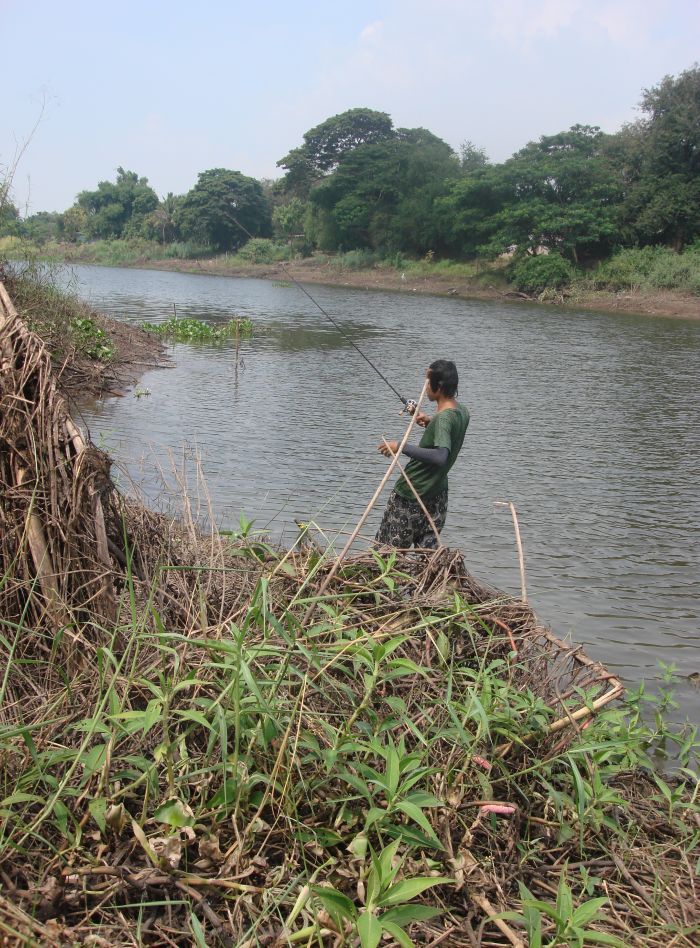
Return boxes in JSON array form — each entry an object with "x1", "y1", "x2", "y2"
[{"x1": 3, "y1": 0, "x2": 699, "y2": 214}]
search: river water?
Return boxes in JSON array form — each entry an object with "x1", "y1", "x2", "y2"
[{"x1": 66, "y1": 264, "x2": 700, "y2": 724}]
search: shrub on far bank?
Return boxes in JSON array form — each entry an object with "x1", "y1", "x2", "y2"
[
  {"x1": 510, "y1": 253, "x2": 574, "y2": 294},
  {"x1": 590, "y1": 244, "x2": 700, "y2": 295},
  {"x1": 234, "y1": 238, "x2": 291, "y2": 264}
]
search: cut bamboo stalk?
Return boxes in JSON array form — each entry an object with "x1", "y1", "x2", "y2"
[
  {"x1": 15, "y1": 465, "x2": 61, "y2": 612},
  {"x1": 304, "y1": 379, "x2": 429, "y2": 620},
  {"x1": 495, "y1": 500, "x2": 527, "y2": 602}
]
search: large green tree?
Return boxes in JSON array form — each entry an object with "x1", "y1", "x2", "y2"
[
  {"x1": 277, "y1": 108, "x2": 395, "y2": 196},
  {"x1": 76, "y1": 167, "x2": 158, "y2": 239},
  {"x1": 482, "y1": 126, "x2": 621, "y2": 262},
  {"x1": 309, "y1": 129, "x2": 458, "y2": 253},
  {"x1": 175, "y1": 169, "x2": 271, "y2": 250},
  {"x1": 619, "y1": 66, "x2": 700, "y2": 250}
]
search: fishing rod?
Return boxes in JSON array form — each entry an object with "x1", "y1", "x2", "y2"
[{"x1": 228, "y1": 202, "x2": 415, "y2": 411}]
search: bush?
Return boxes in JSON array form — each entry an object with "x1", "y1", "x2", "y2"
[
  {"x1": 235, "y1": 238, "x2": 289, "y2": 264},
  {"x1": 330, "y1": 249, "x2": 380, "y2": 270},
  {"x1": 510, "y1": 253, "x2": 573, "y2": 294},
  {"x1": 592, "y1": 245, "x2": 700, "y2": 294}
]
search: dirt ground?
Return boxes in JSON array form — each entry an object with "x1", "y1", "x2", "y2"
[{"x1": 142, "y1": 256, "x2": 700, "y2": 320}]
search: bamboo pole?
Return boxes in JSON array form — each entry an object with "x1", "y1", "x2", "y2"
[
  {"x1": 306, "y1": 379, "x2": 429, "y2": 617},
  {"x1": 495, "y1": 500, "x2": 527, "y2": 602},
  {"x1": 380, "y1": 438, "x2": 442, "y2": 547}
]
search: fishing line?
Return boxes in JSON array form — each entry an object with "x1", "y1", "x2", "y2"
[{"x1": 228, "y1": 205, "x2": 409, "y2": 406}]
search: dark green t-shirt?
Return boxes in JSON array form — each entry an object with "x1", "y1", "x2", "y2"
[{"x1": 395, "y1": 403, "x2": 469, "y2": 500}]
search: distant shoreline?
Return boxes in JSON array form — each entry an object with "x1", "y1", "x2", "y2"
[{"x1": 86, "y1": 254, "x2": 700, "y2": 321}]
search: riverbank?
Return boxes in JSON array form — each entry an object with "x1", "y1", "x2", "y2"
[
  {"x1": 148, "y1": 255, "x2": 700, "y2": 320},
  {"x1": 2, "y1": 278, "x2": 699, "y2": 945},
  {"x1": 7, "y1": 237, "x2": 699, "y2": 320},
  {"x1": 0, "y1": 266, "x2": 168, "y2": 397},
  {"x1": 175, "y1": 257, "x2": 700, "y2": 319}
]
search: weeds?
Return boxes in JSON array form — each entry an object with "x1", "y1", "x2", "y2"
[{"x1": 0, "y1": 533, "x2": 697, "y2": 945}]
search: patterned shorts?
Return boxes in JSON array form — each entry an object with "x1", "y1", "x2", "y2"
[{"x1": 375, "y1": 486, "x2": 448, "y2": 550}]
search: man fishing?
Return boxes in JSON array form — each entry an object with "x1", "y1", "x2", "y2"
[{"x1": 376, "y1": 360, "x2": 468, "y2": 549}]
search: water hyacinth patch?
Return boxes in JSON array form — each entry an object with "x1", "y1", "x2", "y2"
[{"x1": 141, "y1": 315, "x2": 252, "y2": 343}]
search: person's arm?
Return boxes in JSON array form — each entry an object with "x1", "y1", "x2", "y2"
[{"x1": 402, "y1": 443, "x2": 449, "y2": 466}]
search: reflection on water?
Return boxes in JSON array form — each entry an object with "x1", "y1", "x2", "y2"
[{"x1": 68, "y1": 264, "x2": 700, "y2": 725}]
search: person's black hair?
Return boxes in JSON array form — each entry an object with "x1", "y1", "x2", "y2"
[{"x1": 428, "y1": 359, "x2": 459, "y2": 397}]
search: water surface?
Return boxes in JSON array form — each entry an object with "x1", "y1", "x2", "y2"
[{"x1": 67, "y1": 264, "x2": 700, "y2": 724}]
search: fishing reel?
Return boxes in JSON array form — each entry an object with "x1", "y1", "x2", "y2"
[{"x1": 400, "y1": 399, "x2": 418, "y2": 416}]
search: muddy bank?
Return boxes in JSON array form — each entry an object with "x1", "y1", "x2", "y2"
[
  {"x1": 1, "y1": 269, "x2": 168, "y2": 398},
  {"x1": 83, "y1": 309, "x2": 169, "y2": 397},
  {"x1": 139, "y1": 255, "x2": 700, "y2": 320}
]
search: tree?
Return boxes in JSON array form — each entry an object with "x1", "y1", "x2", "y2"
[
  {"x1": 61, "y1": 205, "x2": 89, "y2": 242},
  {"x1": 142, "y1": 193, "x2": 181, "y2": 243},
  {"x1": 481, "y1": 125, "x2": 622, "y2": 262},
  {"x1": 21, "y1": 211, "x2": 63, "y2": 244},
  {"x1": 310, "y1": 130, "x2": 458, "y2": 253},
  {"x1": 0, "y1": 199, "x2": 20, "y2": 237},
  {"x1": 175, "y1": 169, "x2": 271, "y2": 251},
  {"x1": 272, "y1": 197, "x2": 307, "y2": 239},
  {"x1": 77, "y1": 167, "x2": 158, "y2": 239},
  {"x1": 435, "y1": 165, "x2": 510, "y2": 258},
  {"x1": 620, "y1": 66, "x2": 700, "y2": 250},
  {"x1": 277, "y1": 108, "x2": 395, "y2": 196},
  {"x1": 459, "y1": 140, "x2": 489, "y2": 173}
]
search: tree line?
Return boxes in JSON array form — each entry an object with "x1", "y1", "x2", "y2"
[{"x1": 4, "y1": 66, "x2": 699, "y2": 268}]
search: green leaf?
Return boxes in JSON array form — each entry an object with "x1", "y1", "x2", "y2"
[
  {"x1": 88, "y1": 797, "x2": 108, "y2": 834},
  {"x1": 395, "y1": 800, "x2": 442, "y2": 846},
  {"x1": 377, "y1": 838, "x2": 402, "y2": 889},
  {"x1": 572, "y1": 897, "x2": 608, "y2": 928},
  {"x1": 189, "y1": 912, "x2": 208, "y2": 948},
  {"x1": 365, "y1": 806, "x2": 387, "y2": 830},
  {"x1": 581, "y1": 933, "x2": 625, "y2": 946},
  {"x1": 153, "y1": 798, "x2": 195, "y2": 828},
  {"x1": 357, "y1": 911, "x2": 382, "y2": 948},
  {"x1": 381, "y1": 904, "x2": 441, "y2": 926},
  {"x1": 174, "y1": 709, "x2": 212, "y2": 729},
  {"x1": 379, "y1": 919, "x2": 413, "y2": 947},
  {"x1": 378, "y1": 876, "x2": 450, "y2": 907},
  {"x1": 312, "y1": 886, "x2": 358, "y2": 925},
  {"x1": 556, "y1": 872, "x2": 573, "y2": 923},
  {"x1": 53, "y1": 800, "x2": 69, "y2": 836},
  {"x1": 386, "y1": 744, "x2": 400, "y2": 797}
]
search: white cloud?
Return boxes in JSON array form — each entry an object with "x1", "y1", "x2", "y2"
[
  {"x1": 489, "y1": 0, "x2": 584, "y2": 45},
  {"x1": 360, "y1": 20, "x2": 384, "y2": 43}
]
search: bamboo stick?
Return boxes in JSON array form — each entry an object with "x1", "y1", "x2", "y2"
[
  {"x1": 495, "y1": 500, "x2": 527, "y2": 602},
  {"x1": 306, "y1": 379, "x2": 429, "y2": 615},
  {"x1": 380, "y1": 438, "x2": 442, "y2": 547}
]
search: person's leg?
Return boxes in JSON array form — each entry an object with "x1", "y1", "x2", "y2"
[
  {"x1": 413, "y1": 486, "x2": 448, "y2": 549},
  {"x1": 375, "y1": 492, "x2": 416, "y2": 548}
]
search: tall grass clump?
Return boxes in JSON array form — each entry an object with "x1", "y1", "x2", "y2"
[
  {"x1": 591, "y1": 244, "x2": 700, "y2": 294},
  {"x1": 329, "y1": 248, "x2": 382, "y2": 270}
]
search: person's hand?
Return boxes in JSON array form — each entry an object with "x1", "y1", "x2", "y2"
[
  {"x1": 378, "y1": 439, "x2": 399, "y2": 457},
  {"x1": 415, "y1": 411, "x2": 430, "y2": 427}
]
